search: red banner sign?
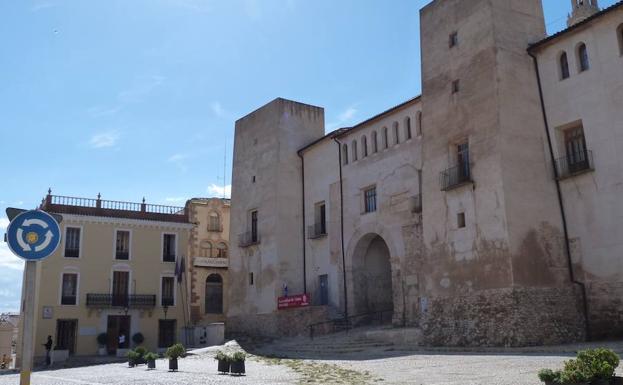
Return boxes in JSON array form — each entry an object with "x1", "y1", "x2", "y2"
[{"x1": 278, "y1": 293, "x2": 310, "y2": 310}]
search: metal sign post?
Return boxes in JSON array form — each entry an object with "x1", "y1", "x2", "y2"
[{"x1": 5, "y1": 209, "x2": 61, "y2": 385}]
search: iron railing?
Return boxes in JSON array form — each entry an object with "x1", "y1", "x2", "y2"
[
  {"x1": 308, "y1": 309, "x2": 394, "y2": 339},
  {"x1": 440, "y1": 164, "x2": 472, "y2": 191},
  {"x1": 64, "y1": 248, "x2": 80, "y2": 258},
  {"x1": 411, "y1": 194, "x2": 422, "y2": 214},
  {"x1": 86, "y1": 294, "x2": 157, "y2": 308},
  {"x1": 49, "y1": 194, "x2": 185, "y2": 214},
  {"x1": 238, "y1": 231, "x2": 260, "y2": 247},
  {"x1": 308, "y1": 223, "x2": 327, "y2": 239},
  {"x1": 554, "y1": 150, "x2": 593, "y2": 180}
]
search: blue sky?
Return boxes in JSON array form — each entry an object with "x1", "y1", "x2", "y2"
[{"x1": 0, "y1": 0, "x2": 616, "y2": 313}]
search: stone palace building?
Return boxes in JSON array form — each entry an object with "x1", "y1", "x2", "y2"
[{"x1": 226, "y1": 0, "x2": 623, "y2": 346}]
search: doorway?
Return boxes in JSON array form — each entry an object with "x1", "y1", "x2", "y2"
[
  {"x1": 56, "y1": 319, "x2": 77, "y2": 354},
  {"x1": 351, "y1": 234, "x2": 394, "y2": 317},
  {"x1": 106, "y1": 315, "x2": 131, "y2": 354},
  {"x1": 318, "y1": 274, "x2": 329, "y2": 306}
]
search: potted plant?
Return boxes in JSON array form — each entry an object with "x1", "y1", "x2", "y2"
[
  {"x1": 134, "y1": 346, "x2": 147, "y2": 365},
  {"x1": 230, "y1": 351, "x2": 246, "y2": 376},
  {"x1": 144, "y1": 352, "x2": 158, "y2": 370},
  {"x1": 132, "y1": 332, "x2": 144, "y2": 347},
  {"x1": 537, "y1": 368, "x2": 561, "y2": 385},
  {"x1": 215, "y1": 351, "x2": 230, "y2": 374},
  {"x1": 96, "y1": 333, "x2": 108, "y2": 356},
  {"x1": 165, "y1": 343, "x2": 185, "y2": 372},
  {"x1": 560, "y1": 358, "x2": 591, "y2": 385},
  {"x1": 127, "y1": 350, "x2": 140, "y2": 368},
  {"x1": 577, "y1": 348, "x2": 619, "y2": 385}
]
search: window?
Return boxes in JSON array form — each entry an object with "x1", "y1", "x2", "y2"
[
  {"x1": 161, "y1": 276, "x2": 175, "y2": 306},
  {"x1": 205, "y1": 274, "x2": 223, "y2": 314},
  {"x1": 417, "y1": 111, "x2": 422, "y2": 136},
  {"x1": 200, "y1": 240, "x2": 212, "y2": 258},
  {"x1": 342, "y1": 144, "x2": 349, "y2": 165},
  {"x1": 405, "y1": 117, "x2": 412, "y2": 140},
  {"x1": 112, "y1": 271, "x2": 129, "y2": 306},
  {"x1": 64, "y1": 227, "x2": 81, "y2": 258},
  {"x1": 457, "y1": 142, "x2": 470, "y2": 180},
  {"x1": 564, "y1": 125, "x2": 590, "y2": 173},
  {"x1": 362, "y1": 136, "x2": 368, "y2": 157},
  {"x1": 372, "y1": 131, "x2": 378, "y2": 153},
  {"x1": 216, "y1": 242, "x2": 228, "y2": 258},
  {"x1": 457, "y1": 213, "x2": 466, "y2": 229},
  {"x1": 382, "y1": 127, "x2": 389, "y2": 149},
  {"x1": 617, "y1": 24, "x2": 623, "y2": 56},
  {"x1": 249, "y1": 272, "x2": 254, "y2": 286},
  {"x1": 115, "y1": 230, "x2": 130, "y2": 260},
  {"x1": 393, "y1": 122, "x2": 400, "y2": 145},
  {"x1": 252, "y1": 175, "x2": 256, "y2": 183},
  {"x1": 163, "y1": 234, "x2": 176, "y2": 262},
  {"x1": 449, "y1": 31, "x2": 458, "y2": 48},
  {"x1": 208, "y1": 212, "x2": 221, "y2": 232},
  {"x1": 559, "y1": 52, "x2": 570, "y2": 80},
  {"x1": 251, "y1": 210, "x2": 258, "y2": 243},
  {"x1": 315, "y1": 202, "x2": 327, "y2": 235},
  {"x1": 364, "y1": 186, "x2": 377, "y2": 213},
  {"x1": 452, "y1": 79, "x2": 460, "y2": 94},
  {"x1": 158, "y1": 320, "x2": 176, "y2": 348},
  {"x1": 577, "y1": 43, "x2": 589, "y2": 72},
  {"x1": 61, "y1": 273, "x2": 78, "y2": 305},
  {"x1": 352, "y1": 140, "x2": 358, "y2": 161}
]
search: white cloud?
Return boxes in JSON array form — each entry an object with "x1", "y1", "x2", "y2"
[
  {"x1": 30, "y1": 1, "x2": 57, "y2": 12},
  {"x1": 167, "y1": 154, "x2": 191, "y2": 173},
  {"x1": 207, "y1": 184, "x2": 231, "y2": 198},
  {"x1": 0, "y1": 243, "x2": 24, "y2": 271},
  {"x1": 89, "y1": 131, "x2": 120, "y2": 148},
  {"x1": 0, "y1": 218, "x2": 9, "y2": 231},
  {"x1": 327, "y1": 105, "x2": 359, "y2": 131},
  {"x1": 211, "y1": 102, "x2": 225, "y2": 117}
]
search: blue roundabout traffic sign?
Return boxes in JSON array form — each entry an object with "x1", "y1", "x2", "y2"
[{"x1": 6, "y1": 210, "x2": 61, "y2": 261}]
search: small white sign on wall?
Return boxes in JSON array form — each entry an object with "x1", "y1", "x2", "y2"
[{"x1": 42, "y1": 306, "x2": 53, "y2": 319}]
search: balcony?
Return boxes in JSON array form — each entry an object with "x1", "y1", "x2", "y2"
[
  {"x1": 554, "y1": 150, "x2": 594, "y2": 180},
  {"x1": 440, "y1": 164, "x2": 472, "y2": 191},
  {"x1": 308, "y1": 223, "x2": 327, "y2": 239},
  {"x1": 115, "y1": 251, "x2": 129, "y2": 260},
  {"x1": 64, "y1": 248, "x2": 80, "y2": 258},
  {"x1": 86, "y1": 294, "x2": 157, "y2": 308},
  {"x1": 238, "y1": 231, "x2": 260, "y2": 247}
]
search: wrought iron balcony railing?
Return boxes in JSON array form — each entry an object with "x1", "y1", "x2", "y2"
[
  {"x1": 308, "y1": 223, "x2": 327, "y2": 239},
  {"x1": 238, "y1": 231, "x2": 260, "y2": 247},
  {"x1": 86, "y1": 294, "x2": 157, "y2": 308},
  {"x1": 440, "y1": 164, "x2": 472, "y2": 191},
  {"x1": 554, "y1": 150, "x2": 594, "y2": 180},
  {"x1": 64, "y1": 248, "x2": 80, "y2": 258}
]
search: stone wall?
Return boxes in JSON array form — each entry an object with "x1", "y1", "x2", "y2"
[
  {"x1": 226, "y1": 306, "x2": 329, "y2": 339},
  {"x1": 419, "y1": 286, "x2": 585, "y2": 347},
  {"x1": 587, "y1": 282, "x2": 623, "y2": 340}
]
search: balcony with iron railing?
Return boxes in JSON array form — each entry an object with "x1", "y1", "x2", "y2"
[
  {"x1": 238, "y1": 231, "x2": 260, "y2": 247},
  {"x1": 85, "y1": 294, "x2": 157, "y2": 308},
  {"x1": 39, "y1": 190, "x2": 189, "y2": 223},
  {"x1": 308, "y1": 223, "x2": 327, "y2": 239},
  {"x1": 440, "y1": 164, "x2": 472, "y2": 191},
  {"x1": 554, "y1": 150, "x2": 594, "y2": 180}
]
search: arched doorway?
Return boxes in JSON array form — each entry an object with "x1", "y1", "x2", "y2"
[
  {"x1": 205, "y1": 274, "x2": 223, "y2": 314},
  {"x1": 351, "y1": 234, "x2": 394, "y2": 317}
]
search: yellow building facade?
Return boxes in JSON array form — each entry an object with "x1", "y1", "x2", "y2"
[{"x1": 26, "y1": 192, "x2": 193, "y2": 359}]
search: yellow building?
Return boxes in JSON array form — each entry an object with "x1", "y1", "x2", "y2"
[
  {"x1": 186, "y1": 198, "x2": 230, "y2": 327},
  {"x1": 24, "y1": 191, "x2": 193, "y2": 359}
]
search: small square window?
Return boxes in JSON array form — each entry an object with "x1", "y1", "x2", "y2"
[
  {"x1": 452, "y1": 80, "x2": 460, "y2": 94},
  {"x1": 457, "y1": 212, "x2": 466, "y2": 228},
  {"x1": 252, "y1": 176, "x2": 256, "y2": 183},
  {"x1": 449, "y1": 32, "x2": 458, "y2": 48},
  {"x1": 249, "y1": 273, "x2": 254, "y2": 286},
  {"x1": 364, "y1": 186, "x2": 377, "y2": 213}
]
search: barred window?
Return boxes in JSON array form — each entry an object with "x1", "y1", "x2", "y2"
[
  {"x1": 364, "y1": 187, "x2": 377, "y2": 213},
  {"x1": 64, "y1": 227, "x2": 81, "y2": 258}
]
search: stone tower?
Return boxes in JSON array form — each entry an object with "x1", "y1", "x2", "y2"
[{"x1": 568, "y1": 0, "x2": 600, "y2": 26}]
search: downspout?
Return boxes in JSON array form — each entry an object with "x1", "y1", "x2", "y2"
[
  {"x1": 333, "y1": 137, "x2": 348, "y2": 320},
  {"x1": 297, "y1": 151, "x2": 307, "y2": 294},
  {"x1": 528, "y1": 50, "x2": 590, "y2": 340}
]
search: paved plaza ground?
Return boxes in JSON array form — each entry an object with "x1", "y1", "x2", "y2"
[{"x1": 1, "y1": 340, "x2": 623, "y2": 385}]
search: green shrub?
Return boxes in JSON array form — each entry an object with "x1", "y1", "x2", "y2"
[
  {"x1": 96, "y1": 333, "x2": 107, "y2": 346},
  {"x1": 231, "y1": 352, "x2": 246, "y2": 363},
  {"x1": 537, "y1": 368, "x2": 561, "y2": 382},
  {"x1": 560, "y1": 359, "x2": 591, "y2": 384},
  {"x1": 576, "y1": 348, "x2": 620, "y2": 380},
  {"x1": 127, "y1": 350, "x2": 141, "y2": 362},
  {"x1": 165, "y1": 343, "x2": 185, "y2": 359},
  {"x1": 144, "y1": 352, "x2": 159, "y2": 362},
  {"x1": 215, "y1": 351, "x2": 230, "y2": 362},
  {"x1": 134, "y1": 346, "x2": 147, "y2": 358}
]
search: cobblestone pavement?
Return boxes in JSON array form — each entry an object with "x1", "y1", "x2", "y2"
[{"x1": 1, "y1": 342, "x2": 623, "y2": 384}]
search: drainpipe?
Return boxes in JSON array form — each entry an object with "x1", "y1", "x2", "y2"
[
  {"x1": 297, "y1": 151, "x2": 307, "y2": 294},
  {"x1": 528, "y1": 50, "x2": 590, "y2": 340},
  {"x1": 333, "y1": 138, "x2": 349, "y2": 320}
]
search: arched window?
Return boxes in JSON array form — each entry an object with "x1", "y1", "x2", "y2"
[
  {"x1": 208, "y1": 212, "x2": 220, "y2": 231},
  {"x1": 361, "y1": 135, "x2": 368, "y2": 157},
  {"x1": 559, "y1": 52, "x2": 570, "y2": 80},
  {"x1": 393, "y1": 122, "x2": 400, "y2": 145},
  {"x1": 200, "y1": 240, "x2": 212, "y2": 258},
  {"x1": 405, "y1": 117, "x2": 412, "y2": 140},
  {"x1": 342, "y1": 143, "x2": 349, "y2": 165},
  {"x1": 352, "y1": 140, "x2": 358, "y2": 161},
  {"x1": 372, "y1": 131, "x2": 378, "y2": 153},
  {"x1": 382, "y1": 127, "x2": 389, "y2": 149},
  {"x1": 205, "y1": 274, "x2": 223, "y2": 314},
  {"x1": 577, "y1": 43, "x2": 589, "y2": 72},
  {"x1": 416, "y1": 111, "x2": 422, "y2": 136},
  {"x1": 216, "y1": 242, "x2": 228, "y2": 258},
  {"x1": 617, "y1": 24, "x2": 623, "y2": 56}
]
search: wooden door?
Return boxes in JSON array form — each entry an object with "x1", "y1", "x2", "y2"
[{"x1": 56, "y1": 320, "x2": 77, "y2": 354}]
